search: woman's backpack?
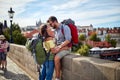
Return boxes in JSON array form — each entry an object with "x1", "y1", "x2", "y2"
[{"x1": 25, "y1": 34, "x2": 48, "y2": 65}]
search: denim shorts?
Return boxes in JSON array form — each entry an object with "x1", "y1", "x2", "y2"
[{"x1": 0, "y1": 52, "x2": 7, "y2": 61}]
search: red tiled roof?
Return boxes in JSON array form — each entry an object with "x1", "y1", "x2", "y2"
[
  {"x1": 24, "y1": 29, "x2": 39, "y2": 38},
  {"x1": 86, "y1": 40, "x2": 111, "y2": 48}
]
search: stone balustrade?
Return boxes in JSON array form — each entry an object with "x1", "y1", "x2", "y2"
[
  {"x1": 8, "y1": 44, "x2": 38, "y2": 80},
  {"x1": 61, "y1": 54, "x2": 120, "y2": 80},
  {"x1": 8, "y1": 44, "x2": 120, "y2": 80}
]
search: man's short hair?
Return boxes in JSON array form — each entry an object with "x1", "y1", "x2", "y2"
[{"x1": 48, "y1": 16, "x2": 58, "y2": 22}]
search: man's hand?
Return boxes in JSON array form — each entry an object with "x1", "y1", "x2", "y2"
[
  {"x1": 51, "y1": 46, "x2": 61, "y2": 54},
  {"x1": 55, "y1": 46, "x2": 61, "y2": 52}
]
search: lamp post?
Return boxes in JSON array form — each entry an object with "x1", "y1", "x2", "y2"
[{"x1": 8, "y1": 7, "x2": 15, "y2": 43}]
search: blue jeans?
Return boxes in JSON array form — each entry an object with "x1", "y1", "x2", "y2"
[{"x1": 39, "y1": 60, "x2": 54, "y2": 80}]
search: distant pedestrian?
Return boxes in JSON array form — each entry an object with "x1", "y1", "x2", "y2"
[{"x1": 0, "y1": 35, "x2": 9, "y2": 71}]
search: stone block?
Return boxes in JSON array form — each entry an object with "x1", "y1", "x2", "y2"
[
  {"x1": 71, "y1": 73, "x2": 80, "y2": 80},
  {"x1": 72, "y1": 57, "x2": 120, "y2": 80},
  {"x1": 62, "y1": 54, "x2": 80, "y2": 70},
  {"x1": 102, "y1": 66, "x2": 116, "y2": 80},
  {"x1": 94, "y1": 65, "x2": 105, "y2": 80},
  {"x1": 61, "y1": 69, "x2": 71, "y2": 80},
  {"x1": 72, "y1": 57, "x2": 94, "y2": 80},
  {"x1": 95, "y1": 60, "x2": 120, "y2": 80},
  {"x1": 116, "y1": 66, "x2": 120, "y2": 80}
]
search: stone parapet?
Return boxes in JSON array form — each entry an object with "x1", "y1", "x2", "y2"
[
  {"x1": 62, "y1": 56, "x2": 120, "y2": 80},
  {"x1": 8, "y1": 44, "x2": 120, "y2": 80},
  {"x1": 8, "y1": 44, "x2": 38, "y2": 80}
]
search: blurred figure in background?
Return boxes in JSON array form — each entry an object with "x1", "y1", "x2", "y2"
[{"x1": 0, "y1": 35, "x2": 9, "y2": 71}]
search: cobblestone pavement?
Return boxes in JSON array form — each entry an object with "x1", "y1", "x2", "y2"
[{"x1": 0, "y1": 57, "x2": 34, "y2": 80}]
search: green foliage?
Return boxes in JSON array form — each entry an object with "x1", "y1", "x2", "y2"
[
  {"x1": 72, "y1": 42, "x2": 82, "y2": 52},
  {"x1": 13, "y1": 30, "x2": 27, "y2": 45},
  {"x1": 105, "y1": 34, "x2": 111, "y2": 43},
  {"x1": 77, "y1": 44, "x2": 90, "y2": 56},
  {"x1": 3, "y1": 28, "x2": 10, "y2": 41},
  {"x1": 86, "y1": 44, "x2": 92, "y2": 49},
  {"x1": 89, "y1": 33, "x2": 97, "y2": 41},
  {"x1": 110, "y1": 39, "x2": 117, "y2": 47},
  {"x1": 79, "y1": 34, "x2": 86, "y2": 41},
  {"x1": 12, "y1": 23, "x2": 21, "y2": 33},
  {"x1": 3, "y1": 23, "x2": 27, "y2": 45},
  {"x1": 89, "y1": 33, "x2": 101, "y2": 41},
  {"x1": 105, "y1": 34, "x2": 117, "y2": 47},
  {"x1": 96, "y1": 37, "x2": 101, "y2": 41}
]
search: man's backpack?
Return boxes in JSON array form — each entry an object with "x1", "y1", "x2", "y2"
[{"x1": 61, "y1": 19, "x2": 79, "y2": 46}]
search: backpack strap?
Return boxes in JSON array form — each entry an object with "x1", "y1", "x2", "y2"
[
  {"x1": 45, "y1": 50, "x2": 51, "y2": 61},
  {"x1": 32, "y1": 34, "x2": 43, "y2": 51},
  {"x1": 61, "y1": 24, "x2": 65, "y2": 39},
  {"x1": 61, "y1": 24, "x2": 72, "y2": 47}
]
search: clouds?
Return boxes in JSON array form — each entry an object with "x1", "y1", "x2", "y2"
[
  {"x1": 0, "y1": 0, "x2": 120, "y2": 27},
  {"x1": 0, "y1": 0, "x2": 35, "y2": 25},
  {"x1": 0, "y1": 0, "x2": 35, "y2": 15},
  {"x1": 52, "y1": 0, "x2": 89, "y2": 11}
]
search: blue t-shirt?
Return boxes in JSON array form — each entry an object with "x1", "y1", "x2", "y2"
[{"x1": 55, "y1": 24, "x2": 71, "y2": 45}]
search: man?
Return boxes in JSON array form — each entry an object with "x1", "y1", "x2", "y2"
[{"x1": 48, "y1": 16, "x2": 71, "y2": 80}]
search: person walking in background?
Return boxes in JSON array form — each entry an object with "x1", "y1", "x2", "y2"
[
  {"x1": 47, "y1": 16, "x2": 72, "y2": 80},
  {"x1": 0, "y1": 35, "x2": 9, "y2": 71}
]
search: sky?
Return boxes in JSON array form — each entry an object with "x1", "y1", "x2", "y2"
[{"x1": 0, "y1": 0, "x2": 120, "y2": 28}]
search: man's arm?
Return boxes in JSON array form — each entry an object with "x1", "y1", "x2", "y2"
[
  {"x1": 55, "y1": 25, "x2": 71, "y2": 52},
  {"x1": 59, "y1": 25, "x2": 71, "y2": 48}
]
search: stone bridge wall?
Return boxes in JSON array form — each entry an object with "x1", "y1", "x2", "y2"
[
  {"x1": 8, "y1": 44, "x2": 38, "y2": 80},
  {"x1": 8, "y1": 44, "x2": 120, "y2": 80}
]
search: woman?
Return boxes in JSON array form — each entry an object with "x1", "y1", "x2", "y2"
[
  {"x1": 0, "y1": 35, "x2": 9, "y2": 71},
  {"x1": 39, "y1": 24, "x2": 55, "y2": 80}
]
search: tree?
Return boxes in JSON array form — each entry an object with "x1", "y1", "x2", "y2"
[
  {"x1": 3, "y1": 23, "x2": 27, "y2": 45},
  {"x1": 89, "y1": 33, "x2": 101, "y2": 41},
  {"x1": 105, "y1": 34, "x2": 111, "y2": 43},
  {"x1": 96, "y1": 37, "x2": 101, "y2": 41},
  {"x1": 105, "y1": 34, "x2": 117, "y2": 47},
  {"x1": 13, "y1": 30, "x2": 26, "y2": 45},
  {"x1": 89, "y1": 33, "x2": 97, "y2": 41},
  {"x1": 12, "y1": 23, "x2": 21, "y2": 33},
  {"x1": 79, "y1": 34, "x2": 86, "y2": 41},
  {"x1": 3, "y1": 28, "x2": 10, "y2": 41},
  {"x1": 110, "y1": 39, "x2": 117, "y2": 47}
]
